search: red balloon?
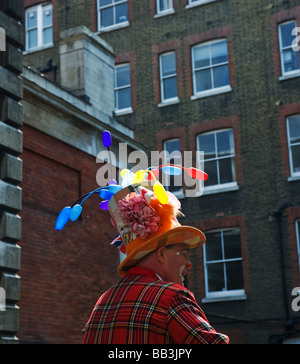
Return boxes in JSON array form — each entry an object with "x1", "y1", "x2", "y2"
[
  {"x1": 187, "y1": 167, "x2": 208, "y2": 181},
  {"x1": 146, "y1": 169, "x2": 159, "y2": 180}
]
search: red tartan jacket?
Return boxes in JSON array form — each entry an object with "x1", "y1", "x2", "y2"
[{"x1": 83, "y1": 267, "x2": 229, "y2": 344}]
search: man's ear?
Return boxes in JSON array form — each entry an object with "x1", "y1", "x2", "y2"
[{"x1": 156, "y1": 247, "x2": 166, "y2": 264}]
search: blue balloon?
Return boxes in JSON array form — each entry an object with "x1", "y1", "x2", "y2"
[
  {"x1": 55, "y1": 207, "x2": 71, "y2": 231},
  {"x1": 70, "y1": 204, "x2": 83, "y2": 222},
  {"x1": 99, "y1": 189, "x2": 114, "y2": 200},
  {"x1": 162, "y1": 166, "x2": 182, "y2": 176},
  {"x1": 103, "y1": 130, "x2": 112, "y2": 148},
  {"x1": 108, "y1": 184, "x2": 122, "y2": 194}
]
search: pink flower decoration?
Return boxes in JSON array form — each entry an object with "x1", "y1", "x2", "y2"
[{"x1": 118, "y1": 193, "x2": 160, "y2": 239}]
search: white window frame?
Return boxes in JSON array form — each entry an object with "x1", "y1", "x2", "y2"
[
  {"x1": 97, "y1": 0, "x2": 129, "y2": 32},
  {"x1": 25, "y1": 3, "x2": 53, "y2": 53},
  {"x1": 159, "y1": 52, "x2": 179, "y2": 105},
  {"x1": 155, "y1": 0, "x2": 174, "y2": 17},
  {"x1": 296, "y1": 220, "x2": 300, "y2": 276},
  {"x1": 197, "y1": 129, "x2": 238, "y2": 195},
  {"x1": 114, "y1": 63, "x2": 132, "y2": 115},
  {"x1": 186, "y1": 0, "x2": 218, "y2": 10},
  {"x1": 191, "y1": 39, "x2": 231, "y2": 99},
  {"x1": 278, "y1": 20, "x2": 300, "y2": 79},
  {"x1": 163, "y1": 139, "x2": 184, "y2": 198},
  {"x1": 203, "y1": 228, "x2": 245, "y2": 301},
  {"x1": 287, "y1": 115, "x2": 300, "y2": 179}
]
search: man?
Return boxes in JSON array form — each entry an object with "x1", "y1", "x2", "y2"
[{"x1": 82, "y1": 184, "x2": 229, "y2": 344}]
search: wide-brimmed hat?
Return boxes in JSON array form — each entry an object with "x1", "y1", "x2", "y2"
[{"x1": 108, "y1": 182, "x2": 206, "y2": 276}]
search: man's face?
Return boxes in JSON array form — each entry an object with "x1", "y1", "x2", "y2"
[{"x1": 162, "y1": 244, "x2": 193, "y2": 286}]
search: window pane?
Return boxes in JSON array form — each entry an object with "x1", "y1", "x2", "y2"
[
  {"x1": 159, "y1": 0, "x2": 172, "y2": 12},
  {"x1": 204, "y1": 160, "x2": 218, "y2": 186},
  {"x1": 43, "y1": 28, "x2": 53, "y2": 45},
  {"x1": 288, "y1": 116, "x2": 300, "y2": 144},
  {"x1": 211, "y1": 40, "x2": 228, "y2": 65},
  {"x1": 198, "y1": 133, "x2": 216, "y2": 160},
  {"x1": 116, "y1": 65, "x2": 130, "y2": 88},
  {"x1": 205, "y1": 232, "x2": 223, "y2": 261},
  {"x1": 280, "y1": 21, "x2": 297, "y2": 48},
  {"x1": 28, "y1": 29, "x2": 38, "y2": 49},
  {"x1": 164, "y1": 139, "x2": 181, "y2": 166},
  {"x1": 116, "y1": 88, "x2": 131, "y2": 109},
  {"x1": 283, "y1": 49, "x2": 300, "y2": 73},
  {"x1": 161, "y1": 53, "x2": 176, "y2": 77},
  {"x1": 116, "y1": 3, "x2": 128, "y2": 24},
  {"x1": 226, "y1": 261, "x2": 244, "y2": 290},
  {"x1": 163, "y1": 77, "x2": 178, "y2": 99},
  {"x1": 43, "y1": 8, "x2": 53, "y2": 27},
  {"x1": 99, "y1": 0, "x2": 112, "y2": 7},
  {"x1": 213, "y1": 65, "x2": 230, "y2": 88},
  {"x1": 223, "y1": 229, "x2": 241, "y2": 259},
  {"x1": 219, "y1": 158, "x2": 234, "y2": 184},
  {"x1": 27, "y1": 10, "x2": 37, "y2": 29},
  {"x1": 195, "y1": 69, "x2": 212, "y2": 92},
  {"x1": 194, "y1": 45, "x2": 210, "y2": 69},
  {"x1": 207, "y1": 263, "x2": 225, "y2": 292},
  {"x1": 291, "y1": 145, "x2": 300, "y2": 173},
  {"x1": 101, "y1": 7, "x2": 114, "y2": 27},
  {"x1": 217, "y1": 130, "x2": 234, "y2": 157}
]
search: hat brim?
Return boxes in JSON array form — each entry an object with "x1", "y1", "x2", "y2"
[{"x1": 118, "y1": 226, "x2": 206, "y2": 276}]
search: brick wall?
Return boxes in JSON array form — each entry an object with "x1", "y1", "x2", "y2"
[{"x1": 19, "y1": 125, "x2": 120, "y2": 344}]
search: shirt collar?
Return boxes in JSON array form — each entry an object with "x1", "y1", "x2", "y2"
[{"x1": 126, "y1": 267, "x2": 162, "y2": 281}]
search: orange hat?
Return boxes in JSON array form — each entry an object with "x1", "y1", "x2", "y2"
[{"x1": 108, "y1": 182, "x2": 206, "y2": 276}]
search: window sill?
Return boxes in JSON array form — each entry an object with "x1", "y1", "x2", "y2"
[
  {"x1": 23, "y1": 44, "x2": 54, "y2": 55},
  {"x1": 98, "y1": 21, "x2": 130, "y2": 34},
  {"x1": 191, "y1": 85, "x2": 232, "y2": 100},
  {"x1": 185, "y1": 0, "x2": 218, "y2": 10},
  {"x1": 288, "y1": 175, "x2": 300, "y2": 182},
  {"x1": 154, "y1": 9, "x2": 175, "y2": 18},
  {"x1": 114, "y1": 107, "x2": 133, "y2": 116},
  {"x1": 202, "y1": 293, "x2": 247, "y2": 304},
  {"x1": 279, "y1": 71, "x2": 300, "y2": 81},
  {"x1": 203, "y1": 183, "x2": 239, "y2": 196},
  {"x1": 158, "y1": 98, "x2": 180, "y2": 107}
]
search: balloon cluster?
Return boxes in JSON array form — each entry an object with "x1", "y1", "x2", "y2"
[{"x1": 55, "y1": 131, "x2": 208, "y2": 231}]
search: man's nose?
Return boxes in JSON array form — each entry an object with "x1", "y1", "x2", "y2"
[{"x1": 185, "y1": 261, "x2": 192, "y2": 270}]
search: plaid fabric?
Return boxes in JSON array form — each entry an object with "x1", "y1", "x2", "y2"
[{"x1": 83, "y1": 267, "x2": 229, "y2": 344}]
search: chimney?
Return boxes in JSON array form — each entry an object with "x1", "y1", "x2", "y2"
[{"x1": 59, "y1": 26, "x2": 115, "y2": 114}]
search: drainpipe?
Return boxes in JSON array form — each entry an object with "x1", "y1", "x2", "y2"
[{"x1": 274, "y1": 203, "x2": 292, "y2": 327}]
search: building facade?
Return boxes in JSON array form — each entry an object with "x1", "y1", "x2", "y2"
[
  {"x1": 0, "y1": 0, "x2": 23, "y2": 343},
  {"x1": 20, "y1": 0, "x2": 300, "y2": 343}
]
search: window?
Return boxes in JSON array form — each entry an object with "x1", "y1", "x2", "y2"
[
  {"x1": 278, "y1": 21, "x2": 300, "y2": 77},
  {"x1": 192, "y1": 39, "x2": 230, "y2": 97},
  {"x1": 97, "y1": 0, "x2": 128, "y2": 31},
  {"x1": 156, "y1": 0, "x2": 173, "y2": 15},
  {"x1": 163, "y1": 139, "x2": 183, "y2": 196},
  {"x1": 197, "y1": 129, "x2": 236, "y2": 192},
  {"x1": 159, "y1": 52, "x2": 178, "y2": 103},
  {"x1": 115, "y1": 64, "x2": 132, "y2": 113},
  {"x1": 287, "y1": 115, "x2": 300, "y2": 177},
  {"x1": 296, "y1": 221, "x2": 300, "y2": 274},
  {"x1": 25, "y1": 3, "x2": 53, "y2": 52},
  {"x1": 203, "y1": 229, "x2": 244, "y2": 299}
]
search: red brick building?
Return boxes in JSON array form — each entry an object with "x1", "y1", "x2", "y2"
[{"x1": 16, "y1": 0, "x2": 300, "y2": 344}]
